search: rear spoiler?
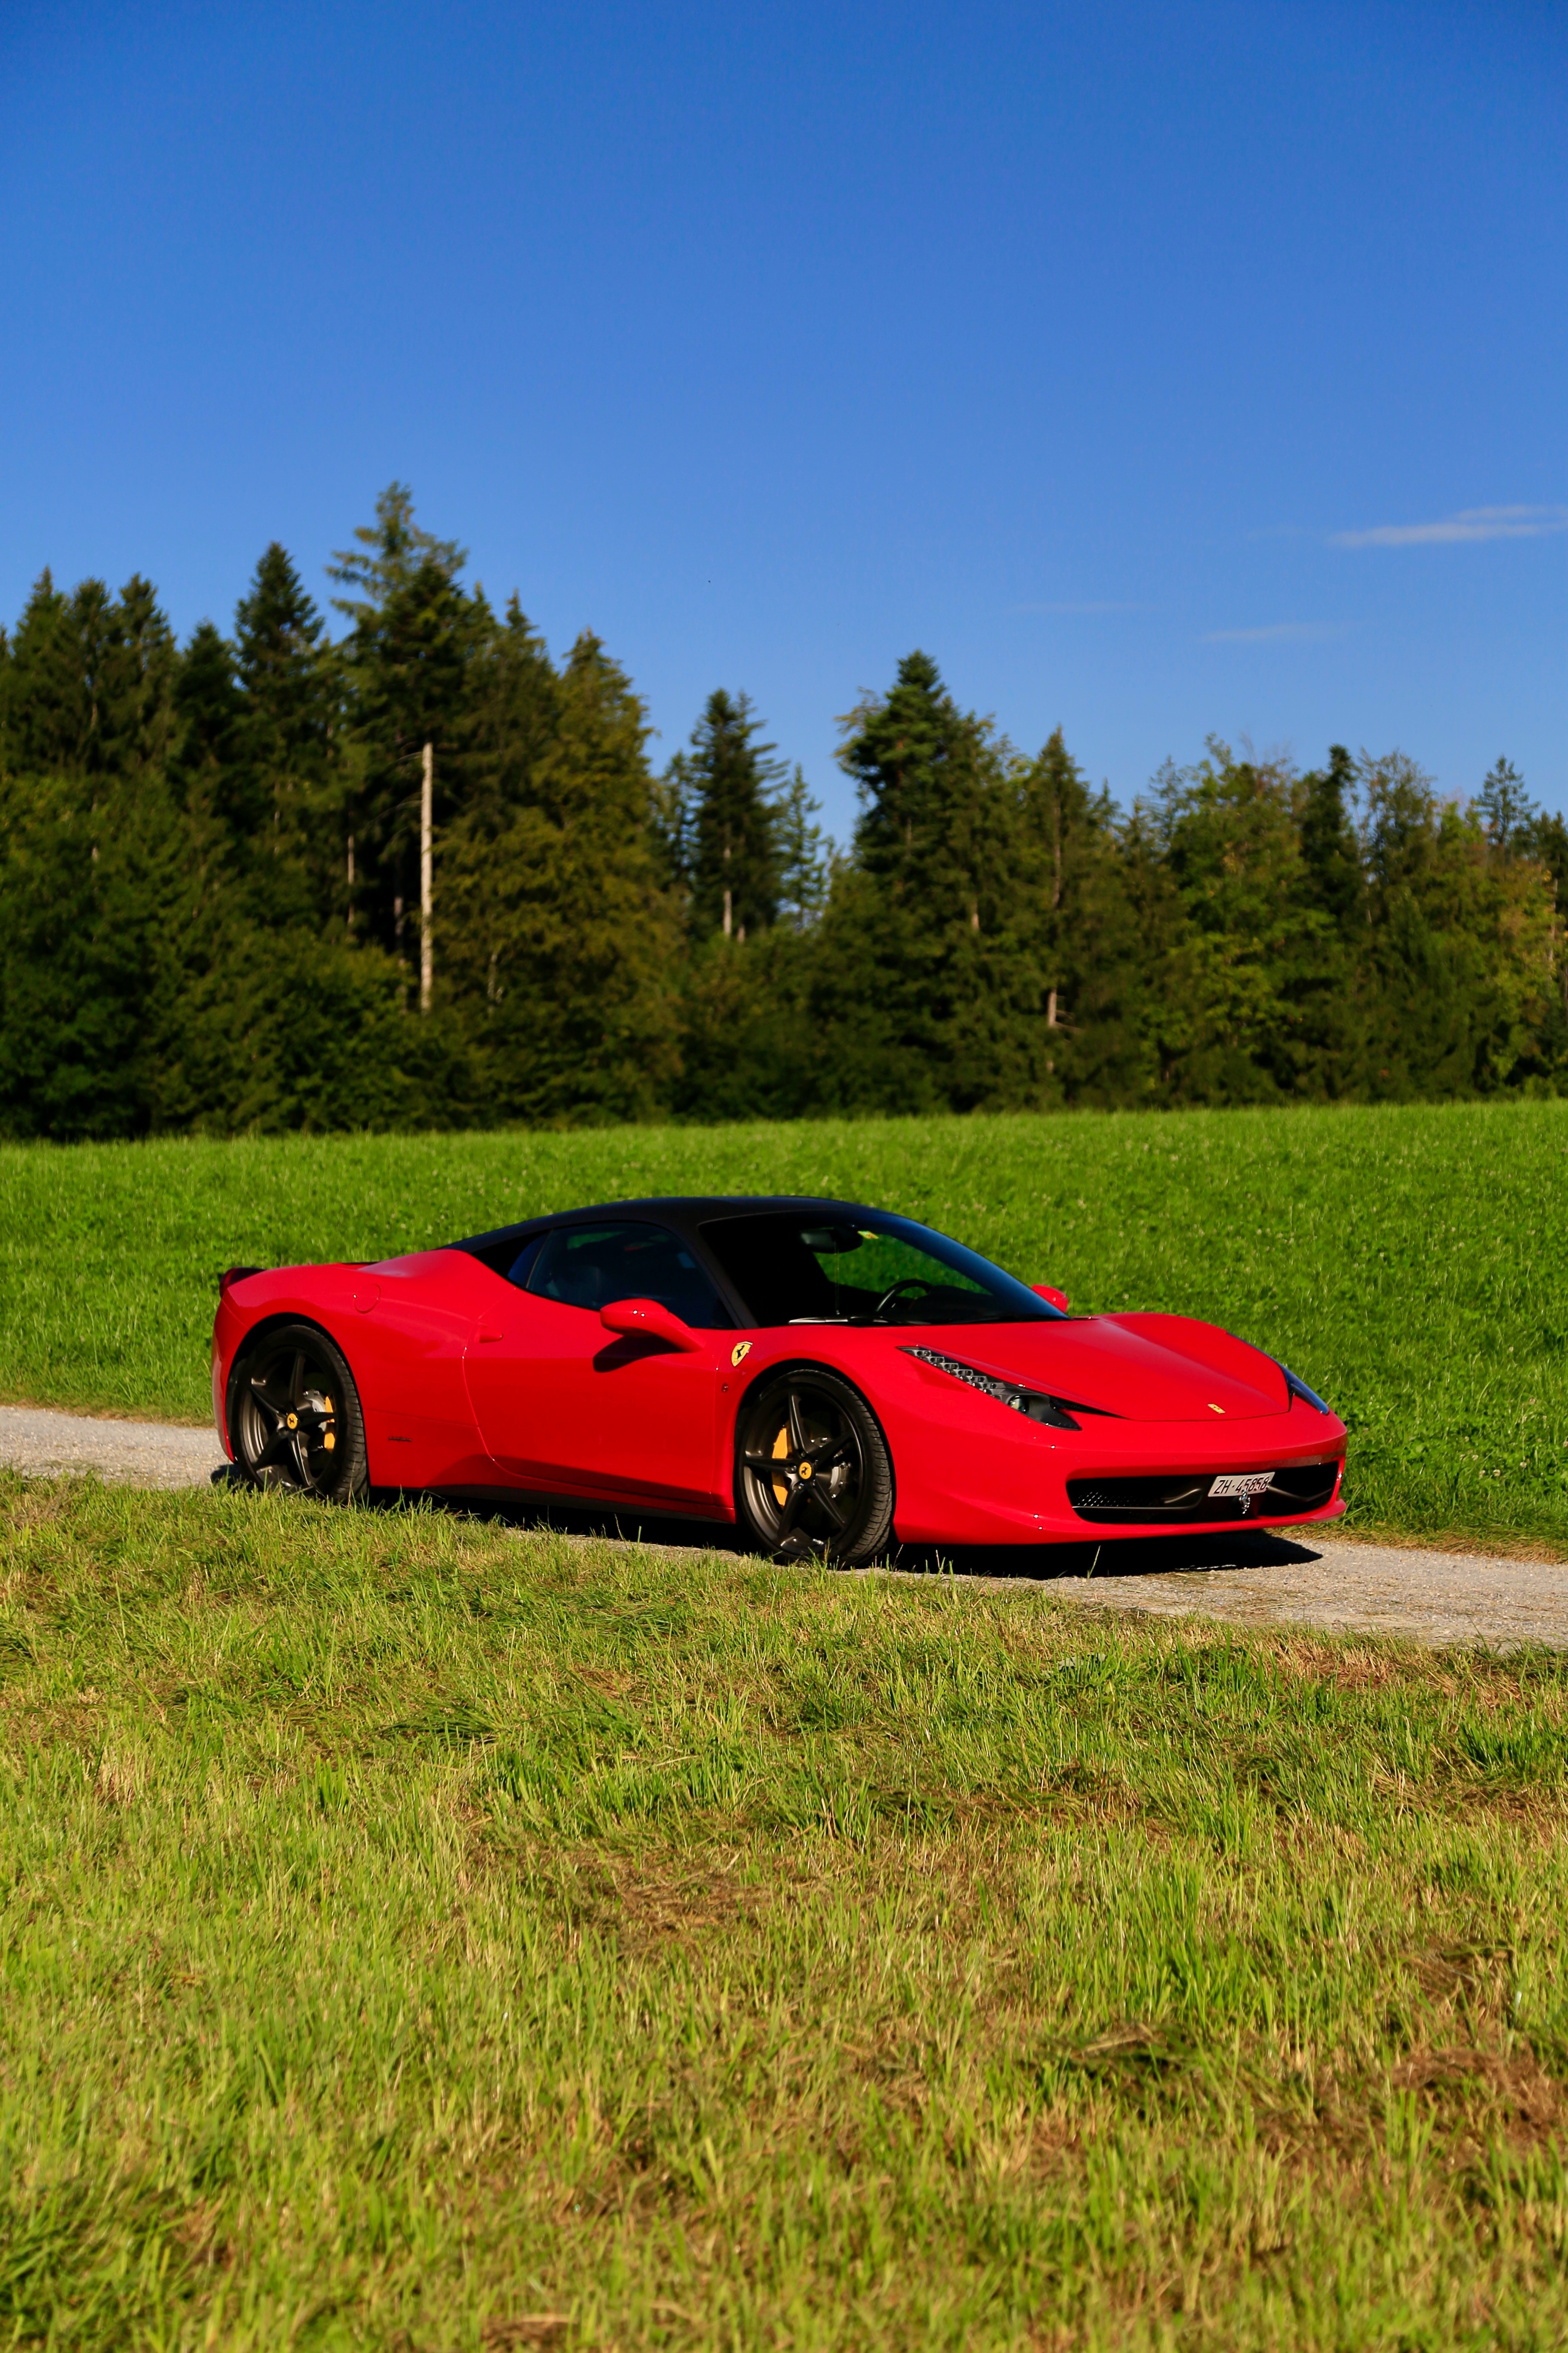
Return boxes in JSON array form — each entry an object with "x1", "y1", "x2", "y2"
[{"x1": 218, "y1": 1266, "x2": 265, "y2": 1295}]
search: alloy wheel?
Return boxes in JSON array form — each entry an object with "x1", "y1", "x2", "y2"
[
  {"x1": 738, "y1": 1377, "x2": 870, "y2": 1558},
  {"x1": 233, "y1": 1337, "x2": 344, "y2": 1494}
]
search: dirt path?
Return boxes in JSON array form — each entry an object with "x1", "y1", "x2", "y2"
[
  {"x1": 0, "y1": 1403, "x2": 225, "y2": 1489},
  {"x1": 1016, "y1": 1536, "x2": 1568, "y2": 1650},
  {"x1": 1, "y1": 1403, "x2": 1561, "y2": 1647}
]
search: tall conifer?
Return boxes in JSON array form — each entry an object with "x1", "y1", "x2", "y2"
[
  {"x1": 231, "y1": 545, "x2": 332, "y2": 921},
  {"x1": 330, "y1": 489, "x2": 475, "y2": 965},
  {"x1": 676, "y1": 691, "x2": 784, "y2": 941}
]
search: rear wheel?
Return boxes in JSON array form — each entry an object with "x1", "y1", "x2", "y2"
[
  {"x1": 230, "y1": 1322, "x2": 368, "y2": 1503},
  {"x1": 735, "y1": 1368, "x2": 893, "y2": 1566}
]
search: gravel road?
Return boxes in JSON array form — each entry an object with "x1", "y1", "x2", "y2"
[
  {"x1": 1, "y1": 1402, "x2": 1562, "y2": 1647},
  {"x1": 0, "y1": 1403, "x2": 226, "y2": 1489}
]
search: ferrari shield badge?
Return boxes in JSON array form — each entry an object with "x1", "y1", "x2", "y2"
[{"x1": 731, "y1": 1342, "x2": 752, "y2": 1368}]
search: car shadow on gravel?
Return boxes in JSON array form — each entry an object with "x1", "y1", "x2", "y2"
[
  {"x1": 891, "y1": 1529, "x2": 1328, "y2": 1583},
  {"x1": 392, "y1": 1482, "x2": 1326, "y2": 1586}
]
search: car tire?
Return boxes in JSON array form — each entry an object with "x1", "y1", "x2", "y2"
[
  {"x1": 734, "y1": 1366, "x2": 894, "y2": 1567},
  {"x1": 229, "y1": 1320, "x2": 370, "y2": 1505}
]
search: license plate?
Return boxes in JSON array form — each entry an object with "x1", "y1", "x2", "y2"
[{"x1": 1208, "y1": 1472, "x2": 1275, "y2": 1501}]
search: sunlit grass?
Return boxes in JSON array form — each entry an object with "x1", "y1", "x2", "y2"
[
  {"x1": 2, "y1": 1476, "x2": 1567, "y2": 2346},
  {"x1": 3, "y1": 1098, "x2": 1567, "y2": 1550}
]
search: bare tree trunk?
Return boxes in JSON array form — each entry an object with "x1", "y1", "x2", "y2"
[
  {"x1": 722, "y1": 885, "x2": 732, "y2": 939},
  {"x1": 420, "y1": 741, "x2": 433, "y2": 1015},
  {"x1": 1047, "y1": 988, "x2": 1058, "y2": 1027},
  {"x1": 346, "y1": 833, "x2": 355, "y2": 932}
]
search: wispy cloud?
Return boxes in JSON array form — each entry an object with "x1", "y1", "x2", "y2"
[
  {"x1": 1011, "y1": 599, "x2": 1144, "y2": 616},
  {"x1": 1202, "y1": 621, "x2": 1337, "y2": 644},
  {"x1": 1332, "y1": 504, "x2": 1568, "y2": 549}
]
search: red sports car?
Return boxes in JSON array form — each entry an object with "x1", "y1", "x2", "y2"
[{"x1": 211, "y1": 1195, "x2": 1346, "y2": 1560}]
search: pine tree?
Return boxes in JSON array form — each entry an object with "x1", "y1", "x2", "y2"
[
  {"x1": 171, "y1": 623, "x2": 243, "y2": 805},
  {"x1": 835, "y1": 649, "x2": 982, "y2": 1094},
  {"x1": 169, "y1": 619, "x2": 257, "y2": 893},
  {"x1": 0, "y1": 575, "x2": 182, "y2": 1137},
  {"x1": 0, "y1": 768, "x2": 182, "y2": 1136},
  {"x1": 680, "y1": 690, "x2": 784, "y2": 941},
  {"x1": 846, "y1": 651, "x2": 980, "y2": 901},
  {"x1": 0, "y1": 572, "x2": 176, "y2": 784},
  {"x1": 330, "y1": 490, "x2": 476, "y2": 971},
  {"x1": 440, "y1": 595, "x2": 560, "y2": 1011},
  {"x1": 1015, "y1": 731, "x2": 1154, "y2": 1104},
  {"x1": 774, "y1": 766, "x2": 828, "y2": 930},
  {"x1": 0, "y1": 572, "x2": 81, "y2": 774},
  {"x1": 327, "y1": 483, "x2": 467, "y2": 625},
  {"x1": 1300, "y1": 745, "x2": 1363, "y2": 936},
  {"x1": 1150, "y1": 742, "x2": 1332, "y2": 1100},
  {"x1": 230, "y1": 545, "x2": 333, "y2": 922},
  {"x1": 460, "y1": 594, "x2": 559, "y2": 836},
  {"x1": 235, "y1": 546, "x2": 328, "y2": 774},
  {"x1": 832, "y1": 650, "x2": 1043, "y2": 1106},
  {"x1": 650, "y1": 751, "x2": 696, "y2": 904},
  {"x1": 111, "y1": 575, "x2": 180, "y2": 784},
  {"x1": 462, "y1": 634, "x2": 680, "y2": 1119},
  {"x1": 1477, "y1": 757, "x2": 1534, "y2": 854}
]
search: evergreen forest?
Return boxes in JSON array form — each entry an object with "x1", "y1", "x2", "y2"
[{"x1": 2, "y1": 484, "x2": 1564, "y2": 1138}]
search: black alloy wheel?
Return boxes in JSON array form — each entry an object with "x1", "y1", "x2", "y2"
[
  {"x1": 735, "y1": 1368, "x2": 894, "y2": 1566},
  {"x1": 230, "y1": 1321, "x2": 368, "y2": 1503}
]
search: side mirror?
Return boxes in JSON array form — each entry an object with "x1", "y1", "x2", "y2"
[
  {"x1": 599, "y1": 1297, "x2": 703, "y2": 1352},
  {"x1": 1032, "y1": 1283, "x2": 1071, "y2": 1313}
]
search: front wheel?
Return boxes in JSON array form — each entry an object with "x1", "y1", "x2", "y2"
[
  {"x1": 230, "y1": 1321, "x2": 369, "y2": 1503},
  {"x1": 735, "y1": 1368, "x2": 894, "y2": 1566}
]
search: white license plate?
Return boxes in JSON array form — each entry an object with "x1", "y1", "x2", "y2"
[{"x1": 1208, "y1": 1472, "x2": 1275, "y2": 1500}]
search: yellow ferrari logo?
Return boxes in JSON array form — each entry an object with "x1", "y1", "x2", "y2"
[{"x1": 731, "y1": 1341, "x2": 753, "y2": 1368}]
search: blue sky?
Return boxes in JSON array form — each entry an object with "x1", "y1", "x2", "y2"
[{"x1": 2, "y1": 0, "x2": 1563, "y2": 839}]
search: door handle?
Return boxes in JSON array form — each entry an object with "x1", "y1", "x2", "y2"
[{"x1": 476, "y1": 1318, "x2": 504, "y2": 1344}]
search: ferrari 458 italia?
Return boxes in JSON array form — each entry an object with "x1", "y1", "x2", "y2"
[{"x1": 211, "y1": 1194, "x2": 1346, "y2": 1560}]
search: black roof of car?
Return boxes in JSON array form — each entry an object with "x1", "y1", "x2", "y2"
[{"x1": 451, "y1": 1195, "x2": 883, "y2": 1257}]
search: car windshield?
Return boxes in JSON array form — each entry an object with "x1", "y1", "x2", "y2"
[{"x1": 700, "y1": 1211, "x2": 1061, "y2": 1328}]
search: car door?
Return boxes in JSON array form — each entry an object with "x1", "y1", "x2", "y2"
[{"x1": 463, "y1": 1220, "x2": 731, "y2": 1509}]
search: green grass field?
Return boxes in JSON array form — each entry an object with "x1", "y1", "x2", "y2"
[
  {"x1": 3, "y1": 1101, "x2": 1567, "y2": 1551},
  {"x1": 3, "y1": 1477, "x2": 1568, "y2": 2349}
]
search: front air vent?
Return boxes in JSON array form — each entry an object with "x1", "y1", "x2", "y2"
[{"x1": 1066, "y1": 1461, "x2": 1340, "y2": 1525}]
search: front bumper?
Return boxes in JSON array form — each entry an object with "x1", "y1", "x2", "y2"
[{"x1": 890, "y1": 1398, "x2": 1346, "y2": 1545}]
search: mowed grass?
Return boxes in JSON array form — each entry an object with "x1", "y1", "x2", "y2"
[
  {"x1": 3, "y1": 1476, "x2": 1568, "y2": 2348},
  {"x1": 3, "y1": 1101, "x2": 1568, "y2": 1551}
]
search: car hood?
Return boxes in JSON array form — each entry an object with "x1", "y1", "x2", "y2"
[{"x1": 924, "y1": 1312, "x2": 1290, "y2": 1423}]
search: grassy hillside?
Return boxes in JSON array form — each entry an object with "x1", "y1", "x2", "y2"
[
  {"x1": 3, "y1": 1100, "x2": 1567, "y2": 1551},
  {"x1": 3, "y1": 1477, "x2": 1567, "y2": 2347}
]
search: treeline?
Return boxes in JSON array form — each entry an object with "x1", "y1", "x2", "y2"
[{"x1": 1, "y1": 484, "x2": 1564, "y2": 1137}]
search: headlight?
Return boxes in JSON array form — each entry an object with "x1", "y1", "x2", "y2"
[
  {"x1": 903, "y1": 1345, "x2": 1081, "y2": 1430},
  {"x1": 1277, "y1": 1361, "x2": 1332, "y2": 1415}
]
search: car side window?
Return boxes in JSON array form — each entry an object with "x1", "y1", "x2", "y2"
[
  {"x1": 504, "y1": 1235, "x2": 545, "y2": 1287},
  {"x1": 526, "y1": 1221, "x2": 732, "y2": 1329}
]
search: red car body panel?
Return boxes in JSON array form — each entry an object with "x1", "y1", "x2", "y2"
[{"x1": 211, "y1": 1199, "x2": 1347, "y2": 1549}]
